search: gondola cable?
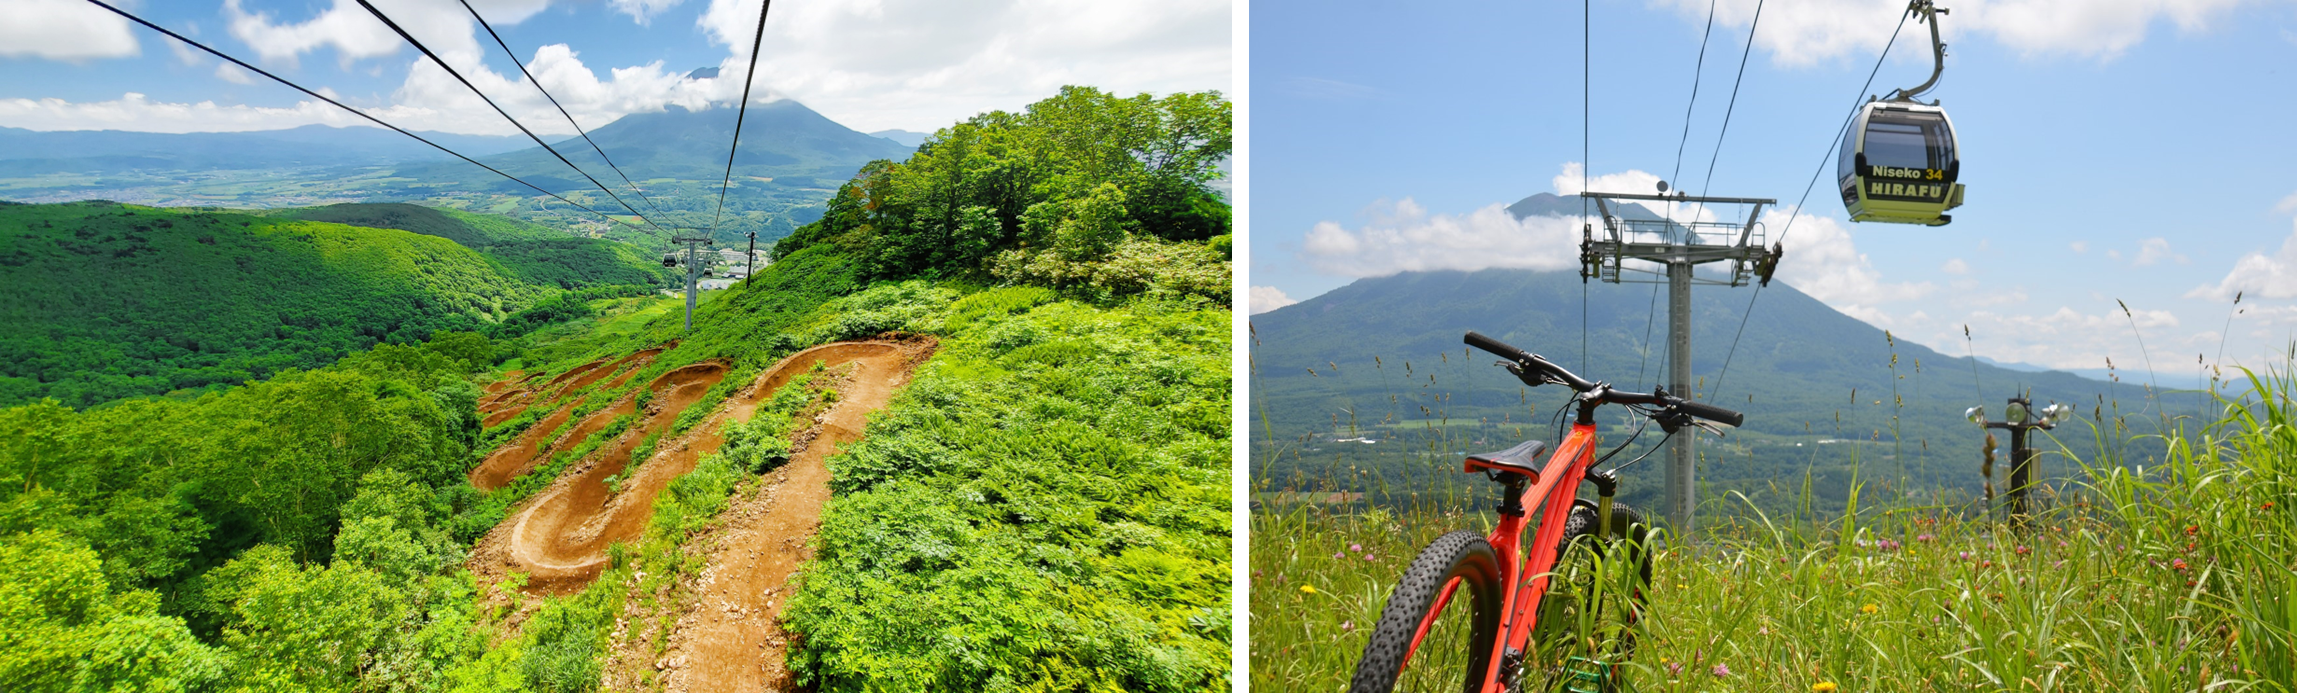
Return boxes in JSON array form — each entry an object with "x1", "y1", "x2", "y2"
[
  {"x1": 1710, "y1": 6, "x2": 1914, "y2": 400},
  {"x1": 708, "y1": 0, "x2": 777, "y2": 236},
  {"x1": 76, "y1": 0, "x2": 660, "y2": 237},
  {"x1": 1689, "y1": 0, "x2": 1764, "y2": 223},
  {"x1": 456, "y1": 0, "x2": 675, "y2": 224},
  {"x1": 1638, "y1": 0, "x2": 1721, "y2": 391},
  {"x1": 352, "y1": 0, "x2": 668, "y2": 234}
]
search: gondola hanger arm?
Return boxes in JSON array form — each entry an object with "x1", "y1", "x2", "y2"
[{"x1": 1885, "y1": 0, "x2": 1949, "y2": 105}]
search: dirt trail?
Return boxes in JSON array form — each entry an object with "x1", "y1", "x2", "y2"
[
  {"x1": 469, "y1": 348, "x2": 666, "y2": 489},
  {"x1": 478, "y1": 348, "x2": 664, "y2": 426},
  {"x1": 652, "y1": 339, "x2": 934, "y2": 693}
]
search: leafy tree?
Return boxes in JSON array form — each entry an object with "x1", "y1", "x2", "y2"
[{"x1": 0, "y1": 530, "x2": 224, "y2": 693}]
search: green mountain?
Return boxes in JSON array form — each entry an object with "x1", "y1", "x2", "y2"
[
  {"x1": 409, "y1": 100, "x2": 912, "y2": 187},
  {"x1": 273, "y1": 202, "x2": 670, "y2": 289},
  {"x1": 0, "y1": 201, "x2": 667, "y2": 408},
  {"x1": 1249, "y1": 269, "x2": 2203, "y2": 511}
]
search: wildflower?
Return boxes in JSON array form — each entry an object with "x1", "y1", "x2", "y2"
[
  {"x1": 1341, "y1": 620, "x2": 1354, "y2": 631},
  {"x1": 2265, "y1": 502, "x2": 2277, "y2": 510},
  {"x1": 1814, "y1": 683, "x2": 1839, "y2": 692},
  {"x1": 1981, "y1": 560, "x2": 1993, "y2": 569},
  {"x1": 1958, "y1": 551, "x2": 1972, "y2": 561},
  {"x1": 1364, "y1": 554, "x2": 1376, "y2": 562},
  {"x1": 1300, "y1": 585, "x2": 1318, "y2": 595},
  {"x1": 1350, "y1": 543, "x2": 1364, "y2": 552},
  {"x1": 1711, "y1": 663, "x2": 1732, "y2": 677},
  {"x1": 2186, "y1": 525, "x2": 2200, "y2": 536},
  {"x1": 2173, "y1": 558, "x2": 2189, "y2": 571},
  {"x1": 1666, "y1": 661, "x2": 1683, "y2": 677},
  {"x1": 1252, "y1": 571, "x2": 1262, "y2": 579},
  {"x1": 1917, "y1": 533, "x2": 1935, "y2": 542},
  {"x1": 1861, "y1": 603, "x2": 1879, "y2": 614},
  {"x1": 2054, "y1": 559, "x2": 2066, "y2": 569},
  {"x1": 2016, "y1": 545, "x2": 2031, "y2": 556},
  {"x1": 1333, "y1": 551, "x2": 1345, "y2": 560}
]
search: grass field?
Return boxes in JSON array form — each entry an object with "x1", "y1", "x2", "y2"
[{"x1": 1251, "y1": 366, "x2": 2297, "y2": 692}]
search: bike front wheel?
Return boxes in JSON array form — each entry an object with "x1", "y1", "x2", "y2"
[
  {"x1": 1348, "y1": 529, "x2": 1506, "y2": 693},
  {"x1": 1528, "y1": 501, "x2": 1653, "y2": 692}
]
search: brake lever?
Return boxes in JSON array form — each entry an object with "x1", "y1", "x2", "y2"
[{"x1": 1496, "y1": 359, "x2": 1543, "y2": 387}]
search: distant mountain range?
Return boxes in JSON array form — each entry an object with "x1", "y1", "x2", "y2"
[
  {"x1": 869, "y1": 129, "x2": 931, "y2": 147},
  {"x1": 403, "y1": 100, "x2": 916, "y2": 189},
  {"x1": 0, "y1": 124, "x2": 528, "y2": 176},
  {"x1": 1249, "y1": 267, "x2": 2207, "y2": 513}
]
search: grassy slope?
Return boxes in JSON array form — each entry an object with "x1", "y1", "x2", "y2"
[
  {"x1": 0, "y1": 202, "x2": 549, "y2": 407},
  {"x1": 462, "y1": 252, "x2": 1232, "y2": 692},
  {"x1": 1252, "y1": 369, "x2": 2297, "y2": 692}
]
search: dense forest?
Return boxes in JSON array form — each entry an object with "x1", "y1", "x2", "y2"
[
  {"x1": 2, "y1": 86, "x2": 1230, "y2": 692},
  {"x1": 0, "y1": 201, "x2": 668, "y2": 408}
]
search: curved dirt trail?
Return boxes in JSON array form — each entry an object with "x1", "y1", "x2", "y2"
[
  {"x1": 480, "y1": 340, "x2": 929, "y2": 597},
  {"x1": 655, "y1": 339, "x2": 934, "y2": 693},
  {"x1": 479, "y1": 348, "x2": 663, "y2": 428}
]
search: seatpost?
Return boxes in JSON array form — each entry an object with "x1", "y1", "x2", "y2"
[
  {"x1": 1496, "y1": 473, "x2": 1529, "y2": 518},
  {"x1": 1585, "y1": 469, "x2": 1619, "y2": 541}
]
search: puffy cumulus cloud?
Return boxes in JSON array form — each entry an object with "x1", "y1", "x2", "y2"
[
  {"x1": 1249, "y1": 286, "x2": 1299, "y2": 314},
  {"x1": 1550, "y1": 162, "x2": 1721, "y2": 224},
  {"x1": 0, "y1": 93, "x2": 371, "y2": 132},
  {"x1": 1766, "y1": 207, "x2": 1934, "y2": 313},
  {"x1": 4, "y1": 42, "x2": 746, "y2": 135},
  {"x1": 2189, "y1": 216, "x2": 2297, "y2": 300},
  {"x1": 1652, "y1": 0, "x2": 2258, "y2": 65},
  {"x1": 2131, "y1": 237, "x2": 2188, "y2": 266},
  {"x1": 1300, "y1": 198, "x2": 1584, "y2": 277},
  {"x1": 0, "y1": 0, "x2": 140, "y2": 61},
  {"x1": 223, "y1": 0, "x2": 554, "y2": 68},
  {"x1": 1941, "y1": 258, "x2": 1971, "y2": 274},
  {"x1": 695, "y1": 0, "x2": 1229, "y2": 133}
]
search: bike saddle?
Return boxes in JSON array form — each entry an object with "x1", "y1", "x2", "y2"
[{"x1": 1464, "y1": 439, "x2": 1547, "y2": 478}]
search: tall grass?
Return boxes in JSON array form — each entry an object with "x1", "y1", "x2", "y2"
[{"x1": 1251, "y1": 364, "x2": 2297, "y2": 691}]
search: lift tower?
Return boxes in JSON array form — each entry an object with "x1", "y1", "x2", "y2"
[
  {"x1": 1580, "y1": 190, "x2": 1784, "y2": 533},
  {"x1": 666, "y1": 234, "x2": 714, "y2": 332}
]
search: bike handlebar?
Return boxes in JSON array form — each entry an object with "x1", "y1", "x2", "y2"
[{"x1": 1462, "y1": 330, "x2": 1744, "y2": 427}]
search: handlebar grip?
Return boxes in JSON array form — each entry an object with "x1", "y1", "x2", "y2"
[
  {"x1": 1675, "y1": 399, "x2": 1745, "y2": 428},
  {"x1": 1463, "y1": 331, "x2": 1532, "y2": 362}
]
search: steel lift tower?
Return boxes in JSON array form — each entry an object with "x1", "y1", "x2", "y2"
[
  {"x1": 663, "y1": 234, "x2": 715, "y2": 332},
  {"x1": 1579, "y1": 190, "x2": 1785, "y2": 534}
]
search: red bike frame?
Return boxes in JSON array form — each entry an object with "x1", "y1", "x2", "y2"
[{"x1": 1400, "y1": 420, "x2": 1603, "y2": 693}]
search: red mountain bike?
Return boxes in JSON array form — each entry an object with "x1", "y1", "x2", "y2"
[{"x1": 1346, "y1": 332, "x2": 1744, "y2": 693}]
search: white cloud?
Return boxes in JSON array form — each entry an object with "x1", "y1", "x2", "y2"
[
  {"x1": 1767, "y1": 207, "x2": 1934, "y2": 314},
  {"x1": 610, "y1": 0, "x2": 685, "y2": 24},
  {"x1": 2131, "y1": 237, "x2": 2188, "y2": 266},
  {"x1": 2070, "y1": 240, "x2": 2088, "y2": 254},
  {"x1": 215, "y1": 62, "x2": 256, "y2": 85},
  {"x1": 2189, "y1": 216, "x2": 2297, "y2": 300},
  {"x1": 695, "y1": 0, "x2": 1230, "y2": 132},
  {"x1": 1653, "y1": 0, "x2": 2258, "y2": 65},
  {"x1": 2276, "y1": 190, "x2": 2297, "y2": 214},
  {"x1": 1249, "y1": 286, "x2": 1298, "y2": 314},
  {"x1": 1959, "y1": 304, "x2": 2181, "y2": 369},
  {"x1": 1941, "y1": 258, "x2": 1971, "y2": 274},
  {"x1": 0, "y1": 93, "x2": 368, "y2": 133},
  {"x1": 1300, "y1": 198, "x2": 1584, "y2": 277},
  {"x1": 0, "y1": 0, "x2": 140, "y2": 61}
]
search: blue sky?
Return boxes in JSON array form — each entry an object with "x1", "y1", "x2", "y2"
[
  {"x1": 1247, "y1": 0, "x2": 2297, "y2": 378},
  {"x1": 0, "y1": 0, "x2": 1229, "y2": 135}
]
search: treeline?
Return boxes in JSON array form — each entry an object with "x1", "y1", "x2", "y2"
[
  {"x1": 0, "y1": 202, "x2": 666, "y2": 409},
  {"x1": 773, "y1": 86, "x2": 1231, "y2": 302}
]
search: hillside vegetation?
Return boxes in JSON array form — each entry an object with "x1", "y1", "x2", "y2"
[
  {"x1": 0, "y1": 201, "x2": 667, "y2": 408},
  {"x1": 0, "y1": 86, "x2": 1231, "y2": 692},
  {"x1": 1253, "y1": 365, "x2": 2297, "y2": 691}
]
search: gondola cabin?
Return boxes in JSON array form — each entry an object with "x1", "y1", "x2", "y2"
[{"x1": 1838, "y1": 101, "x2": 1963, "y2": 226}]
